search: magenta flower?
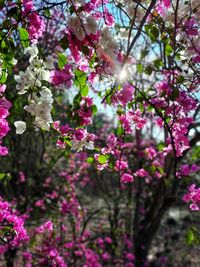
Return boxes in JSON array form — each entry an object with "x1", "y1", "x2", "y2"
[{"x1": 121, "y1": 173, "x2": 134, "y2": 183}]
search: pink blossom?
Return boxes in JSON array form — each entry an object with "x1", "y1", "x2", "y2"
[
  {"x1": 0, "y1": 145, "x2": 8, "y2": 156},
  {"x1": 35, "y1": 221, "x2": 53, "y2": 234},
  {"x1": 135, "y1": 168, "x2": 149, "y2": 178},
  {"x1": 132, "y1": 110, "x2": 146, "y2": 129},
  {"x1": 115, "y1": 160, "x2": 128, "y2": 171},
  {"x1": 126, "y1": 252, "x2": 135, "y2": 261},
  {"x1": 145, "y1": 147, "x2": 157, "y2": 160},
  {"x1": 0, "y1": 119, "x2": 10, "y2": 138},
  {"x1": 0, "y1": 84, "x2": 6, "y2": 94},
  {"x1": 121, "y1": 173, "x2": 134, "y2": 183},
  {"x1": 183, "y1": 184, "x2": 200, "y2": 211},
  {"x1": 113, "y1": 83, "x2": 134, "y2": 106},
  {"x1": 19, "y1": 171, "x2": 26, "y2": 183},
  {"x1": 50, "y1": 65, "x2": 73, "y2": 87},
  {"x1": 74, "y1": 128, "x2": 87, "y2": 141},
  {"x1": 0, "y1": 198, "x2": 28, "y2": 248},
  {"x1": 104, "y1": 237, "x2": 112, "y2": 244}
]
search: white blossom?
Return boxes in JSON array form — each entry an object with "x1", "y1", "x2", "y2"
[
  {"x1": 24, "y1": 87, "x2": 53, "y2": 131},
  {"x1": 85, "y1": 16, "x2": 98, "y2": 35},
  {"x1": 14, "y1": 121, "x2": 26, "y2": 135},
  {"x1": 25, "y1": 44, "x2": 38, "y2": 61},
  {"x1": 68, "y1": 17, "x2": 86, "y2": 41},
  {"x1": 71, "y1": 140, "x2": 94, "y2": 152}
]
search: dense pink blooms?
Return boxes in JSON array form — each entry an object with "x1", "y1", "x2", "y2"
[
  {"x1": 132, "y1": 110, "x2": 146, "y2": 129},
  {"x1": 121, "y1": 173, "x2": 134, "y2": 183},
  {"x1": 78, "y1": 97, "x2": 93, "y2": 126},
  {"x1": 50, "y1": 65, "x2": 73, "y2": 87},
  {"x1": 180, "y1": 164, "x2": 200, "y2": 176},
  {"x1": 183, "y1": 184, "x2": 200, "y2": 211},
  {"x1": 113, "y1": 83, "x2": 134, "y2": 106},
  {"x1": 0, "y1": 198, "x2": 28, "y2": 251},
  {"x1": 184, "y1": 18, "x2": 199, "y2": 37},
  {"x1": 35, "y1": 220, "x2": 53, "y2": 234},
  {"x1": 115, "y1": 160, "x2": 128, "y2": 171},
  {"x1": 73, "y1": 128, "x2": 87, "y2": 141},
  {"x1": 0, "y1": 88, "x2": 11, "y2": 156},
  {"x1": 22, "y1": 0, "x2": 45, "y2": 43},
  {"x1": 135, "y1": 168, "x2": 149, "y2": 178}
]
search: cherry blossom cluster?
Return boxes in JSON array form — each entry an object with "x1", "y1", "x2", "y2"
[
  {"x1": 65, "y1": 0, "x2": 121, "y2": 77},
  {"x1": 22, "y1": 0, "x2": 45, "y2": 43},
  {"x1": 0, "y1": 198, "x2": 28, "y2": 254},
  {"x1": 0, "y1": 85, "x2": 11, "y2": 156},
  {"x1": 54, "y1": 121, "x2": 95, "y2": 152},
  {"x1": 183, "y1": 184, "x2": 200, "y2": 211}
]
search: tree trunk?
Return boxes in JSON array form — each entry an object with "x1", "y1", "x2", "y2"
[{"x1": 4, "y1": 249, "x2": 17, "y2": 267}]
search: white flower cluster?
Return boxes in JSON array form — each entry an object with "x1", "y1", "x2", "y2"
[
  {"x1": 71, "y1": 139, "x2": 94, "y2": 152},
  {"x1": 68, "y1": 15, "x2": 98, "y2": 41},
  {"x1": 14, "y1": 45, "x2": 51, "y2": 94},
  {"x1": 14, "y1": 45, "x2": 54, "y2": 134},
  {"x1": 24, "y1": 87, "x2": 53, "y2": 131}
]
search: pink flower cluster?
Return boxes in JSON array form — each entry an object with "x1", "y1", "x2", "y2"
[
  {"x1": 112, "y1": 83, "x2": 134, "y2": 106},
  {"x1": 0, "y1": 85, "x2": 11, "y2": 156},
  {"x1": 183, "y1": 184, "x2": 200, "y2": 211},
  {"x1": 121, "y1": 173, "x2": 134, "y2": 183},
  {"x1": 119, "y1": 110, "x2": 146, "y2": 134},
  {"x1": 0, "y1": 198, "x2": 28, "y2": 253},
  {"x1": 180, "y1": 164, "x2": 199, "y2": 176},
  {"x1": 78, "y1": 97, "x2": 93, "y2": 126},
  {"x1": 22, "y1": 0, "x2": 45, "y2": 43},
  {"x1": 50, "y1": 64, "x2": 73, "y2": 87},
  {"x1": 35, "y1": 220, "x2": 53, "y2": 234}
]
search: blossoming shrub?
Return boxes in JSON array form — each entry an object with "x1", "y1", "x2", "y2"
[{"x1": 0, "y1": 0, "x2": 199, "y2": 266}]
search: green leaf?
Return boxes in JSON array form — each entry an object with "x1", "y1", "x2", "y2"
[
  {"x1": 0, "y1": 173, "x2": 5, "y2": 180},
  {"x1": 58, "y1": 53, "x2": 67, "y2": 70},
  {"x1": 81, "y1": 45, "x2": 90, "y2": 56},
  {"x1": 74, "y1": 69, "x2": 88, "y2": 95},
  {"x1": 1, "y1": 40, "x2": 6, "y2": 49},
  {"x1": 98, "y1": 155, "x2": 109, "y2": 164},
  {"x1": 150, "y1": 26, "x2": 159, "y2": 39},
  {"x1": 171, "y1": 87, "x2": 179, "y2": 100},
  {"x1": 44, "y1": 9, "x2": 51, "y2": 18},
  {"x1": 177, "y1": 75, "x2": 185, "y2": 84},
  {"x1": 91, "y1": 105, "x2": 97, "y2": 115},
  {"x1": 165, "y1": 43, "x2": 173, "y2": 56},
  {"x1": 66, "y1": 140, "x2": 72, "y2": 147},
  {"x1": 157, "y1": 167, "x2": 164, "y2": 175},
  {"x1": 87, "y1": 157, "x2": 94, "y2": 163},
  {"x1": 0, "y1": 70, "x2": 7, "y2": 83},
  {"x1": 186, "y1": 227, "x2": 200, "y2": 245},
  {"x1": 140, "y1": 49, "x2": 149, "y2": 59},
  {"x1": 146, "y1": 25, "x2": 159, "y2": 42},
  {"x1": 18, "y1": 27, "x2": 29, "y2": 48},
  {"x1": 116, "y1": 125, "x2": 123, "y2": 136},
  {"x1": 73, "y1": 93, "x2": 81, "y2": 105},
  {"x1": 137, "y1": 63, "x2": 143, "y2": 73},
  {"x1": 69, "y1": 5, "x2": 75, "y2": 14},
  {"x1": 153, "y1": 59, "x2": 163, "y2": 69},
  {"x1": 150, "y1": 165, "x2": 156, "y2": 173},
  {"x1": 89, "y1": 53, "x2": 97, "y2": 68},
  {"x1": 0, "y1": 0, "x2": 5, "y2": 8},
  {"x1": 75, "y1": 69, "x2": 86, "y2": 86},
  {"x1": 81, "y1": 85, "x2": 89, "y2": 97},
  {"x1": 59, "y1": 36, "x2": 69, "y2": 50},
  {"x1": 7, "y1": 7, "x2": 20, "y2": 20},
  {"x1": 145, "y1": 65, "x2": 153, "y2": 75}
]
